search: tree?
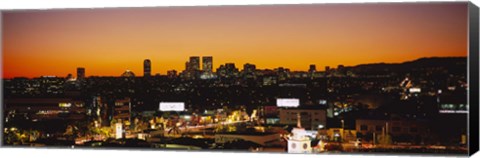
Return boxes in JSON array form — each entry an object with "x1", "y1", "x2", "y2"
[
  {"x1": 4, "y1": 128, "x2": 39, "y2": 145},
  {"x1": 86, "y1": 120, "x2": 112, "y2": 139},
  {"x1": 215, "y1": 124, "x2": 226, "y2": 133}
]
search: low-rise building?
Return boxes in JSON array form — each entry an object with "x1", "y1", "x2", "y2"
[
  {"x1": 113, "y1": 98, "x2": 132, "y2": 122},
  {"x1": 318, "y1": 128, "x2": 357, "y2": 142},
  {"x1": 215, "y1": 132, "x2": 281, "y2": 146},
  {"x1": 355, "y1": 118, "x2": 428, "y2": 144},
  {"x1": 4, "y1": 98, "x2": 86, "y2": 121},
  {"x1": 279, "y1": 107, "x2": 326, "y2": 130}
]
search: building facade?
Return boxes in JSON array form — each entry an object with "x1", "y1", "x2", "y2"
[
  {"x1": 113, "y1": 98, "x2": 132, "y2": 123},
  {"x1": 77, "y1": 67, "x2": 85, "y2": 80},
  {"x1": 143, "y1": 59, "x2": 151, "y2": 77},
  {"x1": 355, "y1": 119, "x2": 428, "y2": 144},
  {"x1": 279, "y1": 108, "x2": 326, "y2": 130}
]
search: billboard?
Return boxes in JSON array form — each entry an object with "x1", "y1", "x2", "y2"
[
  {"x1": 159, "y1": 102, "x2": 185, "y2": 111},
  {"x1": 276, "y1": 98, "x2": 300, "y2": 107},
  {"x1": 409, "y1": 87, "x2": 421, "y2": 93},
  {"x1": 439, "y1": 103, "x2": 468, "y2": 114}
]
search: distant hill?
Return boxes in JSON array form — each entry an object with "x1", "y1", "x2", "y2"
[{"x1": 347, "y1": 57, "x2": 467, "y2": 75}]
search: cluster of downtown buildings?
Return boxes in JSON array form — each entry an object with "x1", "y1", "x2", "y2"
[
  {"x1": 2, "y1": 56, "x2": 468, "y2": 154},
  {"x1": 143, "y1": 56, "x2": 340, "y2": 80}
]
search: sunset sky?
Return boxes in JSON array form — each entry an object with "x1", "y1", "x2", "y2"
[{"x1": 2, "y1": 2, "x2": 468, "y2": 78}]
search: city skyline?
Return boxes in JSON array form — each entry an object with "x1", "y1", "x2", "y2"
[
  {"x1": 2, "y1": 3, "x2": 468, "y2": 78},
  {"x1": 1, "y1": 2, "x2": 473, "y2": 154},
  {"x1": 2, "y1": 55, "x2": 467, "y2": 79}
]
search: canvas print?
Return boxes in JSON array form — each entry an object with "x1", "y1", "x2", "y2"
[{"x1": 1, "y1": 2, "x2": 473, "y2": 156}]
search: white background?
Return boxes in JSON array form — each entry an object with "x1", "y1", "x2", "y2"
[{"x1": 0, "y1": 0, "x2": 479, "y2": 158}]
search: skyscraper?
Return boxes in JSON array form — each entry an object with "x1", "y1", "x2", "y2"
[
  {"x1": 144, "y1": 59, "x2": 151, "y2": 77},
  {"x1": 77, "y1": 67, "x2": 85, "y2": 80},
  {"x1": 202, "y1": 56, "x2": 213, "y2": 73},
  {"x1": 309, "y1": 64, "x2": 316, "y2": 73},
  {"x1": 225, "y1": 63, "x2": 239, "y2": 77},
  {"x1": 189, "y1": 56, "x2": 200, "y2": 71},
  {"x1": 184, "y1": 56, "x2": 201, "y2": 79},
  {"x1": 243, "y1": 63, "x2": 256, "y2": 73},
  {"x1": 337, "y1": 64, "x2": 346, "y2": 76},
  {"x1": 216, "y1": 65, "x2": 226, "y2": 78},
  {"x1": 243, "y1": 63, "x2": 256, "y2": 79},
  {"x1": 308, "y1": 64, "x2": 316, "y2": 78},
  {"x1": 200, "y1": 56, "x2": 215, "y2": 79},
  {"x1": 185, "y1": 61, "x2": 190, "y2": 71},
  {"x1": 325, "y1": 66, "x2": 331, "y2": 76}
]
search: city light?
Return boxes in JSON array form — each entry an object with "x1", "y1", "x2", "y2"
[{"x1": 1, "y1": 2, "x2": 472, "y2": 155}]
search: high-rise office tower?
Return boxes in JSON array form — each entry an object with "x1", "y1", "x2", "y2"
[
  {"x1": 185, "y1": 56, "x2": 200, "y2": 79},
  {"x1": 77, "y1": 67, "x2": 85, "y2": 80},
  {"x1": 189, "y1": 56, "x2": 200, "y2": 71},
  {"x1": 309, "y1": 64, "x2": 316, "y2": 73},
  {"x1": 308, "y1": 64, "x2": 316, "y2": 78},
  {"x1": 337, "y1": 64, "x2": 346, "y2": 76},
  {"x1": 144, "y1": 59, "x2": 151, "y2": 77},
  {"x1": 216, "y1": 65, "x2": 227, "y2": 77},
  {"x1": 202, "y1": 56, "x2": 213, "y2": 73},
  {"x1": 243, "y1": 63, "x2": 256, "y2": 73},
  {"x1": 243, "y1": 63, "x2": 256, "y2": 79},
  {"x1": 225, "y1": 63, "x2": 239, "y2": 77},
  {"x1": 185, "y1": 61, "x2": 190, "y2": 71},
  {"x1": 200, "y1": 56, "x2": 215, "y2": 79},
  {"x1": 325, "y1": 66, "x2": 331, "y2": 75}
]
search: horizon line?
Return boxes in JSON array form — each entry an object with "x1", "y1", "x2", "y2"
[{"x1": 2, "y1": 56, "x2": 468, "y2": 79}]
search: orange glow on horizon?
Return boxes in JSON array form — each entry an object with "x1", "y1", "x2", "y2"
[{"x1": 2, "y1": 3, "x2": 468, "y2": 78}]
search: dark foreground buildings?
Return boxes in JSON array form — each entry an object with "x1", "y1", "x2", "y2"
[{"x1": 1, "y1": 57, "x2": 468, "y2": 154}]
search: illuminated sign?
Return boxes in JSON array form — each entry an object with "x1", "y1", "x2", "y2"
[
  {"x1": 409, "y1": 88, "x2": 421, "y2": 93},
  {"x1": 439, "y1": 104, "x2": 468, "y2": 114},
  {"x1": 439, "y1": 110, "x2": 468, "y2": 114},
  {"x1": 277, "y1": 98, "x2": 300, "y2": 107},
  {"x1": 159, "y1": 102, "x2": 185, "y2": 111},
  {"x1": 115, "y1": 123, "x2": 123, "y2": 139}
]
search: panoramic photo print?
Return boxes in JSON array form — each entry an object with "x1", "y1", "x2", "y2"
[{"x1": 1, "y1": 2, "x2": 470, "y2": 155}]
